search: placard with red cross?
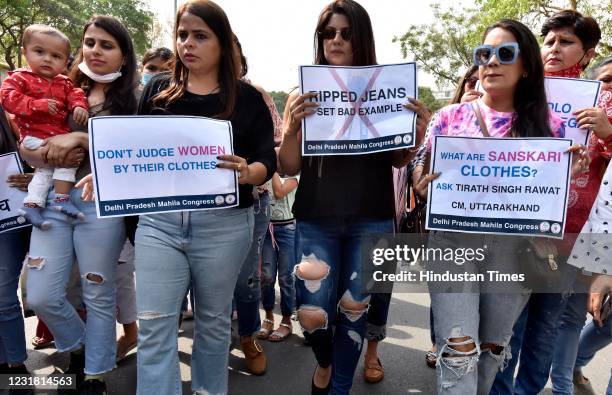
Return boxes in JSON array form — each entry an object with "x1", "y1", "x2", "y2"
[{"x1": 299, "y1": 63, "x2": 417, "y2": 155}]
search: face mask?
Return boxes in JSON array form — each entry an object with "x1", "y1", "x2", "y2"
[
  {"x1": 78, "y1": 61, "x2": 122, "y2": 83},
  {"x1": 141, "y1": 72, "x2": 153, "y2": 86},
  {"x1": 545, "y1": 62, "x2": 583, "y2": 78}
]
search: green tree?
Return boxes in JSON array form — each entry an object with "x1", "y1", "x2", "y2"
[
  {"x1": 268, "y1": 90, "x2": 289, "y2": 116},
  {"x1": 418, "y1": 86, "x2": 444, "y2": 112},
  {"x1": 0, "y1": 0, "x2": 153, "y2": 70},
  {"x1": 395, "y1": 0, "x2": 611, "y2": 89}
]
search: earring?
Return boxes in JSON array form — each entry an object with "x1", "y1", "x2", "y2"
[{"x1": 522, "y1": 72, "x2": 528, "y2": 78}]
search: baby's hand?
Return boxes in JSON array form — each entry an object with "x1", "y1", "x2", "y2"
[
  {"x1": 48, "y1": 99, "x2": 59, "y2": 115},
  {"x1": 73, "y1": 107, "x2": 89, "y2": 126}
]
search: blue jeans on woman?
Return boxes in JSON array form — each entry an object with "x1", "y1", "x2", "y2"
[
  {"x1": 261, "y1": 221, "x2": 296, "y2": 317},
  {"x1": 26, "y1": 188, "x2": 125, "y2": 375},
  {"x1": 234, "y1": 192, "x2": 270, "y2": 337},
  {"x1": 550, "y1": 292, "x2": 589, "y2": 394},
  {"x1": 490, "y1": 292, "x2": 570, "y2": 395},
  {"x1": 574, "y1": 315, "x2": 612, "y2": 394},
  {"x1": 0, "y1": 227, "x2": 29, "y2": 365},
  {"x1": 295, "y1": 217, "x2": 394, "y2": 395},
  {"x1": 135, "y1": 208, "x2": 253, "y2": 395}
]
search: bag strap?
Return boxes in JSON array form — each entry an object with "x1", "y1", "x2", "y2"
[{"x1": 471, "y1": 101, "x2": 490, "y2": 137}]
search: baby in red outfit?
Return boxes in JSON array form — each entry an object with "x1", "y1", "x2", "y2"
[{"x1": 0, "y1": 24, "x2": 88, "y2": 229}]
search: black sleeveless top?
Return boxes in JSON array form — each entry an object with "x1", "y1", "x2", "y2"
[{"x1": 293, "y1": 152, "x2": 395, "y2": 220}]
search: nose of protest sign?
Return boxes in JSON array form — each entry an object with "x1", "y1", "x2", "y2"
[{"x1": 299, "y1": 62, "x2": 417, "y2": 155}]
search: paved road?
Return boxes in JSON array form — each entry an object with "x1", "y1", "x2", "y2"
[{"x1": 21, "y1": 292, "x2": 611, "y2": 394}]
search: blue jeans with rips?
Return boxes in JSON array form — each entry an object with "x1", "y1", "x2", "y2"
[
  {"x1": 135, "y1": 208, "x2": 253, "y2": 395},
  {"x1": 295, "y1": 216, "x2": 394, "y2": 395},
  {"x1": 26, "y1": 188, "x2": 125, "y2": 375}
]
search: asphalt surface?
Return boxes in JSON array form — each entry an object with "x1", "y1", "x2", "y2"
[{"x1": 19, "y1": 292, "x2": 611, "y2": 394}]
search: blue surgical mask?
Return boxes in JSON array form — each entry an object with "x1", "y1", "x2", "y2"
[{"x1": 141, "y1": 72, "x2": 153, "y2": 86}]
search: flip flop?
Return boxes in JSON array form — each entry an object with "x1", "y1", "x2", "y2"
[
  {"x1": 256, "y1": 318, "x2": 274, "y2": 340},
  {"x1": 116, "y1": 339, "x2": 137, "y2": 362},
  {"x1": 268, "y1": 323, "x2": 292, "y2": 342}
]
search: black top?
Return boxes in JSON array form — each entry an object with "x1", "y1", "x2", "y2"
[
  {"x1": 293, "y1": 153, "x2": 395, "y2": 220},
  {"x1": 138, "y1": 74, "x2": 276, "y2": 209}
]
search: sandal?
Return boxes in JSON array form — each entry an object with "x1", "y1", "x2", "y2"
[
  {"x1": 116, "y1": 336, "x2": 137, "y2": 362},
  {"x1": 425, "y1": 350, "x2": 437, "y2": 369},
  {"x1": 268, "y1": 323, "x2": 292, "y2": 342},
  {"x1": 256, "y1": 318, "x2": 274, "y2": 340},
  {"x1": 364, "y1": 357, "x2": 384, "y2": 383},
  {"x1": 31, "y1": 335, "x2": 54, "y2": 350}
]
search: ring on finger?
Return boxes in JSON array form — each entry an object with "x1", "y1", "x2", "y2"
[{"x1": 236, "y1": 163, "x2": 242, "y2": 171}]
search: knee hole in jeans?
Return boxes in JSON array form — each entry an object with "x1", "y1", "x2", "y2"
[
  {"x1": 338, "y1": 290, "x2": 370, "y2": 323},
  {"x1": 438, "y1": 335, "x2": 480, "y2": 390},
  {"x1": 25, "y1": 256, "x2": 46, "y2": 270},
  {"x1": 294, "y1": 253, "x2": 330, "y2": 293},
  {"x1": 297, "y1": 306, "x2": 327, "y2": 333},
  {"x1": 84, "y1": 273, "x2": 104, "y2": 284}
]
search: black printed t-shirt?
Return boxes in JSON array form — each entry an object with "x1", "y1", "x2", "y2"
[
  {"x1": 293, "y1": 152, "x2": 395, "y2": 220},
  {"x1": 138, "y1": 73, "x2": 276, "y2": 209}
]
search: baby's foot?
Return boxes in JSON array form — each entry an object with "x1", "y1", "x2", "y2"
[
  {"x1": 19, "y1": 205, "x2": 51, "y2": 230},
  {"x1": 50, "y1": 197, "x2": 85, "y2": 220}
]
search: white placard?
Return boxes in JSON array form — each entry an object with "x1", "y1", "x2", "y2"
[
  {"x1": 0, "y1": 152, "x2": 30, "y2": 233},
  {"x1": 299, "y1": 63, "x2": 417, "y2": 155},
  {"x1": 545, "y1": 77, "x2": 601, "y2": 145},
  {"x1": 89, "y1": 116, "x2": 239, "y2": 218},
  {"x1": 426, "y1": 136, "x2": 572, "y2": 238}
]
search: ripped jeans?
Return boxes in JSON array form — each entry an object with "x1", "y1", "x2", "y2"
[
  {"x1": 26, "y1": 188, "x2": 125, "y2": 375},
  {"x1": 135, "y1": 208, "x2": 253, "y2": 395},
  {"x1": 427, "y1": 232, "x2": 531, "y2": 395},
  {"x1": 295, "y1": 217, "x2": 394, "y2": 395}
]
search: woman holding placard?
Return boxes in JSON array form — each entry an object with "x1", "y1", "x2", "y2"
[
  {"x1": 490, "y1": 10, "x2": 609, "y2": 395},
  {"x1": 279, "y1": 1, "x2": 427, "y2": 393},
  {"x1": 412, "y1": 18, "x2": 593, "y2": 394},
  {"x1": 17, "y1": 15, "x2": 138, "y2": 394},
  {"x1": 134, "y1": 1, "x2": 275, "y2": 394}
]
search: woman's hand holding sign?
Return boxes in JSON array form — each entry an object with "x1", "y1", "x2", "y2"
[
  {"x1": 285, "y1": 92, "x2": 319, "y2": 136},
  {"x1": 393, "y1": 97, "x2": 430, "y2": 168},
  {"x1": 567, "y1": 144, "x2": 591, "y2": 178},
  {"x1": 573, "y1": 107, "x2": 612, "y2": 140},
  {"x1": 217, "y1": 154, "x2": 268, "y2": 186}
]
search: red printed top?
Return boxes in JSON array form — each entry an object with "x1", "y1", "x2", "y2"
[{"x1": 0, "y1": 69, "x2": 87, "y2": 140}]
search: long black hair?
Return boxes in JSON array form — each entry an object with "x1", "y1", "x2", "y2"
[
  {"x1": 69, "y1": 15, "x2": 138, "y2": 116},
  {"x1": 314, "y1": 0, "x2": 376, "y2": 66},
  {"x1": 483, "y1": 19, "x2": 552, "y2": 137},
  {"x1": 154, "y1": 0, "x2": 239, "y2": 119}
]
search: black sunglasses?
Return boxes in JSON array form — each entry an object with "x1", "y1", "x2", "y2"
[{"x1": 318, "y1": 27, "x2": 351, "y2": 41}]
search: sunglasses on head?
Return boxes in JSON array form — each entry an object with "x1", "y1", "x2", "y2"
[
  {"x1": 319, "y1": 27, "x2": 351, "y2": 41},
  {"x1": 473, "y1": 42, "x2": 520, "y2": 66}
]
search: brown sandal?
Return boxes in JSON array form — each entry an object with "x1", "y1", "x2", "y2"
[{"x1": 364, "y1": 358, "x2": 384, "y2": 383}]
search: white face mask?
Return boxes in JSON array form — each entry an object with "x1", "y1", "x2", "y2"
[{"x1": 78, "y1": 61, "x2": 122, "y2": 83}]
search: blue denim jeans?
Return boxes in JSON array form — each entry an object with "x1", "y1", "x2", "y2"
[
  {"x1": 550, "y1": 292, "x2": 589, "y2": 395},
  {"x1": 26, "y1": 188, "x2": 125, "y2": 375},
  {"x1": 575, "y1": 316, "x2": 612, "y2": 394},
  {"x1": 261, "y1": 221, "x2": 296, "y2": 317},
  {"x1": 490, "y1": 292, "x2": 570, "y2": 395},
  {"x1": 234, "y1": 192, "x2": 270, "y2": 337},
  {"x1": 135, "y1": 208, "x2": 253, "y2": 395},
  {"x1": 366, "y1": 293, "x2": 391, "y2": 342},
  {"x1": 427, "y1": 233, "x2": 531, "y2": 395},
  {"x1": 295, "y1": 217, "x2": 394, "y2": 395},
  {"x1": 0, "y1": 228, "x2": 29, "y2": 365}
]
